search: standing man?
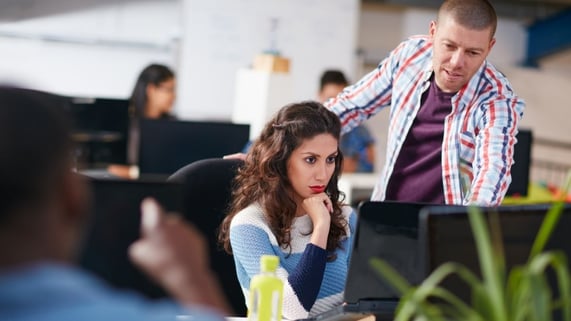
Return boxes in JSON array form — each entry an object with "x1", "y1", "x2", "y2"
[{"x1": 326, "y1": 0, "x2": 525, "y2": 205}]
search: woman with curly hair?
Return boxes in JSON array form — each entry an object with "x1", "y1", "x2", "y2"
[{"x1": 218, "y1": 101, "x2": 357, "y2": 320}]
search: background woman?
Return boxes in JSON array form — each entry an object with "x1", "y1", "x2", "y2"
[
  {"x1": 129, "y1": 63, "x2": 177, "y2": 120},
  {"x1": 108, "y1": 63, "x2": 176, "y2": 178}
]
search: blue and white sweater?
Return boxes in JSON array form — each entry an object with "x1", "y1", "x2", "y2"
[{"x1": 229, "y1": 203, "x2": 357, "y2": 320}]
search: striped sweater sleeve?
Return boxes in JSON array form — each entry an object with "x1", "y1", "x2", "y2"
[{"x1": 287, "y1": 243, "x2": 327, "y2": 311}]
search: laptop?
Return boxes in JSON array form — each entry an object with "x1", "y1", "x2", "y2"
[
  {"x1": 299, "y1": 201, "x2": 432, "y2": 321},
  {"x1": 419, "y1": 203, "x2": 571, "y2": 303},
  {"x1": 78, "y1": 178, "x2": 185, "y2": 299}
]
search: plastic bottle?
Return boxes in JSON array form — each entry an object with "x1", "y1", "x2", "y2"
[{"x1": 248, "y1": 255, "x2": 283, "y2": 321}]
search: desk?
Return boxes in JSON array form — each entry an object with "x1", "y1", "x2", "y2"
[
  {"x1": 224, "y1": 316, "x2": 375, "y2": 321},
  {"x1": 338, "y1": 173, "x2": 379, "y2": 206}
]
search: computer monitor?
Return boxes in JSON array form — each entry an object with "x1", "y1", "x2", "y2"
[
  {"x1": 297, "y1": 201, "x2": 436, "y2": 321},
  {"x1": 65, "y1": 97, "x2": 130, "y2": 167},
  {"x1": 78, "y1": 178, "x2": 185, "y2": 299},
  {"x1": 419, "y1": 203, "x2": 571, "y2": 302},
  {"x1": 138, "y1": 119, "x2": 250, "y2": 176},
  {"x1": 506, "y1": 129, "x2": 533, "y2": 197},
  {"x1": 345, "y1": 201, "x2": 432, "y2": 302}
]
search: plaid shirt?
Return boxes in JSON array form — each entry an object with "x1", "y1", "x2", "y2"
[{"x1": 326, "y1": 35, "x2": 525, "y2": 205}]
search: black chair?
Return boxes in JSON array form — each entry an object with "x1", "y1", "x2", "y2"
[
  {"x1": 506, "y1": 129, "x2": 533, "y2": 197},
  {"x1": 168, "y1": 157, "x2": 246, "y2": 316}
]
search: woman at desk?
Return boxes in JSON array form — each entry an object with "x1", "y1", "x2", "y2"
[
  {"x1": 108, "y1": 63, "x2": 177, "y2": 178},
  {"x1": 218, "y1": 101, "x2": 357, "y2": 320}
]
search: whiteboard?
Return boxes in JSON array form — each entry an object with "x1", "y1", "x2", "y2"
[{"x1": 177, "y1": 0, "x2": 361, "y2": 120}]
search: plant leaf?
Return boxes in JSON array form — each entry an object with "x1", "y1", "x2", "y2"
[
  {"x1": 468, "y1": 206, "x2": 508, "y2": 321},
  {"x1": 529, "y1": 251, "x2": 571, "y2": 321},
  {"x1": 530, "y1": 201, "x2": 565, "y2": 259},
  {"x1": 506, "y1": 266, "x2": 531, "y2": 321},
  {"x1": 531, "y1": 171, "x2": 571, "y2": 259}
]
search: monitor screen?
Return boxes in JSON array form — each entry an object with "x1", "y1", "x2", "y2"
[
  {"x1": 78, "y1": 178, "x2": 185, "y2": 299},
  {"x1": 419, "y1": 203, "x2": 571, "y2": 302},
  {"x1": 344, "y1": 201, "x2": 431, "y2": 303},
  {"x1": 138, "y1": 119, "x2": 249, "y2": 176},
  {"x1": 66, "y1": 97, "x2": 130, "y2": 167}
]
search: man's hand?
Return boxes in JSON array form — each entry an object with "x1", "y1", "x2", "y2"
[
  {"x1": 129, "y1": 198, "x2": 231, "y2": 314},
  {"x1": 222, "y1": 153, "x2": 247, "y2": 161}
]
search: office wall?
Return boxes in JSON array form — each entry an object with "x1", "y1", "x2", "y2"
[
  {"x1": 0, "y1": 0, "x2": 360, "y2": 121},
  {"x1": 507, "y1": 66, "x2": 571, "y2": 165},
  {"x1": 0, "y1": 0, "x2": 570, "y2": 170},
  {"x1": 0, "y1": 1, "x2": 180, "y2": 99},
  {"x1": 177, "y1": 0, "x2": 361, "y2": 120}
]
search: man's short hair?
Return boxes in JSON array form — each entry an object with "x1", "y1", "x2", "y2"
[
  {"x1": 320, "y1": 70, "x2": 349, "y2": 91},
  {"x1": 438, "y1": 0, "x2": 497, "y2": 38},
  {"x1": 0, "y1": 86, "x2": 73, "y2": 222}
]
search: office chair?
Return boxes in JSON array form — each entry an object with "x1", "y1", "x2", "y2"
[
  {"x1": 506, "y1": 128, "x2": 533, "y2": 197},
  {"x1": 168, "y1": 157, "x2": 246, "y2": 316}
]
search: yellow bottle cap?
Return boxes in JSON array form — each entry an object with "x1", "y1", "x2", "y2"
[{"x1": 260, "y1": 255, "x2": 279, "y2": 272}]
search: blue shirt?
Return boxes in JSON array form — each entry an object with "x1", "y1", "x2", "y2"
[
  {"x1": 339, "y1": 125, "x2": 375, "y2": 173},
  {"x1": 0, "y1": 263, "x2": 225, "y2": 321}
]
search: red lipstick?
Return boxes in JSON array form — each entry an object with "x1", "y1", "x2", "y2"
[{"x1": 310, "y1": 185, "x2": 326, "y2": 193}]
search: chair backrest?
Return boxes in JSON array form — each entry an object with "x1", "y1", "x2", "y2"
[
  {"x1": 506, "y1": 129, "x2": 533, "y2": 197},
  {"x1": 139, "y1": 119, "x2": 249, "y2": 176},
  {"x1": 168, "y1": 157, "x2": 246, "y2": 316}
]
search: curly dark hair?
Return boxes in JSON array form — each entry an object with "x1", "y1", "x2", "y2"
[{"x1": 219, "y1": 101, "x2": 347, "y2": 260}]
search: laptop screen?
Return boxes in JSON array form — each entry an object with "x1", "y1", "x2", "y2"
[
  {"x1": 344, "y1": 201, "x2": 430, "y2": 303},
  {"x1": 419, "y1": 203, "x2": 571, "y2": 302},
  {"x1": 78, "y1": 178, "x2": 185, "y2": 299}
]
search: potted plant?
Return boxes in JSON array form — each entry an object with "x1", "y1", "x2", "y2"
[{"x1": 370, "y1": 183, "x2": 571, "y2": 321}]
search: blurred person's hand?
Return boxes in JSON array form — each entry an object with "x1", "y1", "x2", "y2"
[{"x1": 129, "y1": 198, "x2": 231, "y2": 314}]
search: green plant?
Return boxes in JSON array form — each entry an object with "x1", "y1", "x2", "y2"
[{"x1": 370, "y1": 182, "x2": 571, "y2": 321}]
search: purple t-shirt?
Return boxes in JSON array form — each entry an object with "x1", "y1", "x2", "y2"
[{"x1": 385, "y1": 74, "x2": 454, "y2": 204}]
